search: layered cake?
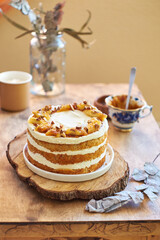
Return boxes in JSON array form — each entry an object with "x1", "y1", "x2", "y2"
[{"x1": 26, "y1": 101, "x2": 109, "y2": 174}]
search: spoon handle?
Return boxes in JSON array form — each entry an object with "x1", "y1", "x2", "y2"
[{"x1": 125, "y1": 67, "x2": 136, "y2": 109}]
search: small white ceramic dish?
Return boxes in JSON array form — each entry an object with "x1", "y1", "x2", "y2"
[{"x1": 23, "y1": 143, "x2": 114, "y2": 182}]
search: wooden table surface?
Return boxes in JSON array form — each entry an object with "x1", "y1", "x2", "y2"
[{"x1": 0, "y1": 83, "x2": 160, "y2": 240}]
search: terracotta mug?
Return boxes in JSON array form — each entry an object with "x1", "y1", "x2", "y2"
[{"x1": 0, "y1": 71, "x2": 32, "y2": 111}]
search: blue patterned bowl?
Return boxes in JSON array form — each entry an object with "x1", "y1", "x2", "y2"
[{"x1": 105, "y1": 95, "x2": 152, "y2": 132}]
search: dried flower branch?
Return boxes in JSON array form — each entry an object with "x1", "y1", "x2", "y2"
[
  {"x1": 153, "y1": 153, "x2": 160, "y2": 163},
  {"x1": 132, "y1": 154, "x2": 160, "y2": 201},
  {"x1": 15, "y1": 29, "x2": 33, "y2": 39},
  {"x1": 60, "y1": 10, "x2": 92, "y2": 48},
  {"x1": 132, "y1": 168, "x2": 148, "y2": 181},
  {"x1": 0, "y1": 8, "x2": 29, "y2": 31},
  {"x1": 136, "y1": 184, "x2": 159, "y2": 202},
  {"x1": 79, "y1": 9, "x2": 92, "y2": 32},
  {"x1": 86, "y1": 153, "x2": 160, "y2": 213},
  {"x1": 1, "y1": 0, "x2": 93, "y2": 47},
  {"x1": 86, "y1": 191, "x2": 144, "y2": 213},
  {"x1": 9, "y1": 0, "x2": 30, "y2": 15},
  {"x1": 1, "y1": 0, "x2": 93, "y2": 93}
]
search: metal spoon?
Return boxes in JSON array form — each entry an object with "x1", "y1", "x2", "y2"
[{"x1": 125, "y1": 67, "x2": 136, "y2": 109}]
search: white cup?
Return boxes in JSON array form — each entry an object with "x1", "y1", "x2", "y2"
[{"x1": 0, "y1": 71, "x2": 32, "y2": 111}]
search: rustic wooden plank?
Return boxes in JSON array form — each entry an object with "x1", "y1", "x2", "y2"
[
  {"x1": 1, "y1": 233, "x2": 160, "y2": 240},
  {"x1": 147, "y1": 236, "x2": 160, "y2": 240},
  {"x1": 0, "y1": 238, "x2": 102, "y2": 240},
  {"x1": 0, "y1": 238, "x2": 153, "y2": 240},
  {"x1": 0, "y1": 237, "x2": 157, "y2": 240},
  {"x1": 1, "y1": 222, "x2": 160, "y2": 238}
]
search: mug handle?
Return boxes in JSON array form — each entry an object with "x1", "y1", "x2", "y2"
[{"x1": 139, "y1": 105, "x2": 153, "y2": 118}]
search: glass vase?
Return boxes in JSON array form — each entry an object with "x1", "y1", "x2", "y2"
[{"x1": 30, "y1": 33, "x2": 66, "y2": 96}]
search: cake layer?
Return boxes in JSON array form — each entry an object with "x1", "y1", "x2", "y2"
[
  {"x1": 27, "y1": 130, "x2": 107, "y2": 155},
  {"x1": 27, "y1": 118, "x2": 108, "y2": 144},
  {"x1": 27, "y1": 139, "x2": 107, "y2": 164},
  {"x1": 26, "y1": 147, "x2": 106, "y2": 174},
  {"x1": 27, "y1": 129, "x2": 108, "y2": 152}
]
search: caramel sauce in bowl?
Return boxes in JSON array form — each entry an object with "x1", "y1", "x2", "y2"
[{"x1": 109, "y1": 95, "x2": 143, "y2": 110}]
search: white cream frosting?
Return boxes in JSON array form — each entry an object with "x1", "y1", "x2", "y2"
[
  {"x1": 27, "y1": 132, "x2": 107, "y2": 155},
  {"x1": 50, "y1": 110, "x2": 91, "y2": 130},
  {"x1": 28, "y1": 118, "x2": 108, "y2": 144},
  {"x1": 27, "y1": 147, "x2": 107, "y2": 170}
]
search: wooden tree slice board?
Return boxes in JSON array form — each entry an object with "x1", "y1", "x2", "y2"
[{"x1": 6, "y1": 131, "x2": 130, "y2": 201}]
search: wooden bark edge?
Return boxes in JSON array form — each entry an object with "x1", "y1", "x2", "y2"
[{"x1": 6, "y1": 130, "x2": 27, "y2": 170}]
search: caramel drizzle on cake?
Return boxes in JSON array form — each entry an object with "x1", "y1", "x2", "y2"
[{"x1": 28, "y1": 101, "x2": 107, "y2": 138}]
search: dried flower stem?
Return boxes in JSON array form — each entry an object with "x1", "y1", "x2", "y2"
[
  {"x1": 1, "y1": 1, "x2": 93, "y2": 92},
  {"x1": 153, "y1": 153, "x2": 160, "y2": 163}
]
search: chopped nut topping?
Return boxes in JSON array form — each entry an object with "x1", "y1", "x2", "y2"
[
  {"x1": 61, "y1": 132, "x2": 66, "y2": 137},
  {"x1": 42, "y1": 112, "x2": 50, "y2": 120},
  {"x1": 28, "y1": 117, "x2": 44, "y2": 125},
  {"x1": 70, "y1": 104, "x2": 75, "y2": 111},
  {"x1": 84, "y1": 109, "x2": 107, "y2": 121},
  {"x1": 46, "y1": 129, "x2": 61, "y2": 137},
  {"x1": 35, "y1": 123, "x2": 51, "y2": 133},
  {"x1": 76, "y1": 129, "x2": 87, "y2": 136},
  {"x1": 58, "y1": 104, "x2": 70, "y2": 112},
  {"x1": 84, "y1": 127, "x2": 88, "y2": 133},
  {"x1": 56, "y1": 126, "x2": 60, "y2": 131},
  {"x1": 73, "y1": 103, "x2": 77, "y2": 109},
  {"x1": 95, "y1": 123, "x2": 100, "y2": 130},
  {"x1": 70, "y1": 128, "x2": 76, "y2": 132},
  {"x1": 76, "y1": 126, "x2": 82, "y2": 130},
  {"x1": 77, "y1": 103, "x2": 85, "y2": 111},
  {"x1": 29, "y1": 101, "x2": 107, "y2": 137},
  {"x1": 32, "y1": 111, "x2": 41, "y2": 118},
  {"x1": 85, "y1": 106, "x2": 91, "y2": 110},
  {"x1": 43, "y1": 105, "x2": 52, "y2": 111},
  {"x1": 51, "y1": 110, "x2": 56, "y2": 114},
  {"x1": 36, "y1": 117, "x2": 42, "y2": 121},
  {"x1": 56, "y1": 106, "x2": 61, "y2": 111}
]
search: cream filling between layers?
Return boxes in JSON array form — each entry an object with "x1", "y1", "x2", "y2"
[
  {"x1": 27, "y1": 147, "x2": 107, "y2": 169},
  {"x1": 28, "y1": 119, "x2": 108, "y2": 145},
  {"x1": 27, "y1": 132, "x2": 107, "y2": 155}
]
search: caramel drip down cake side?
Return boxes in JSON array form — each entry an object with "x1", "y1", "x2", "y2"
[{"x1": 26, "y1": 101, "x2": 109, "y2": 174}]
